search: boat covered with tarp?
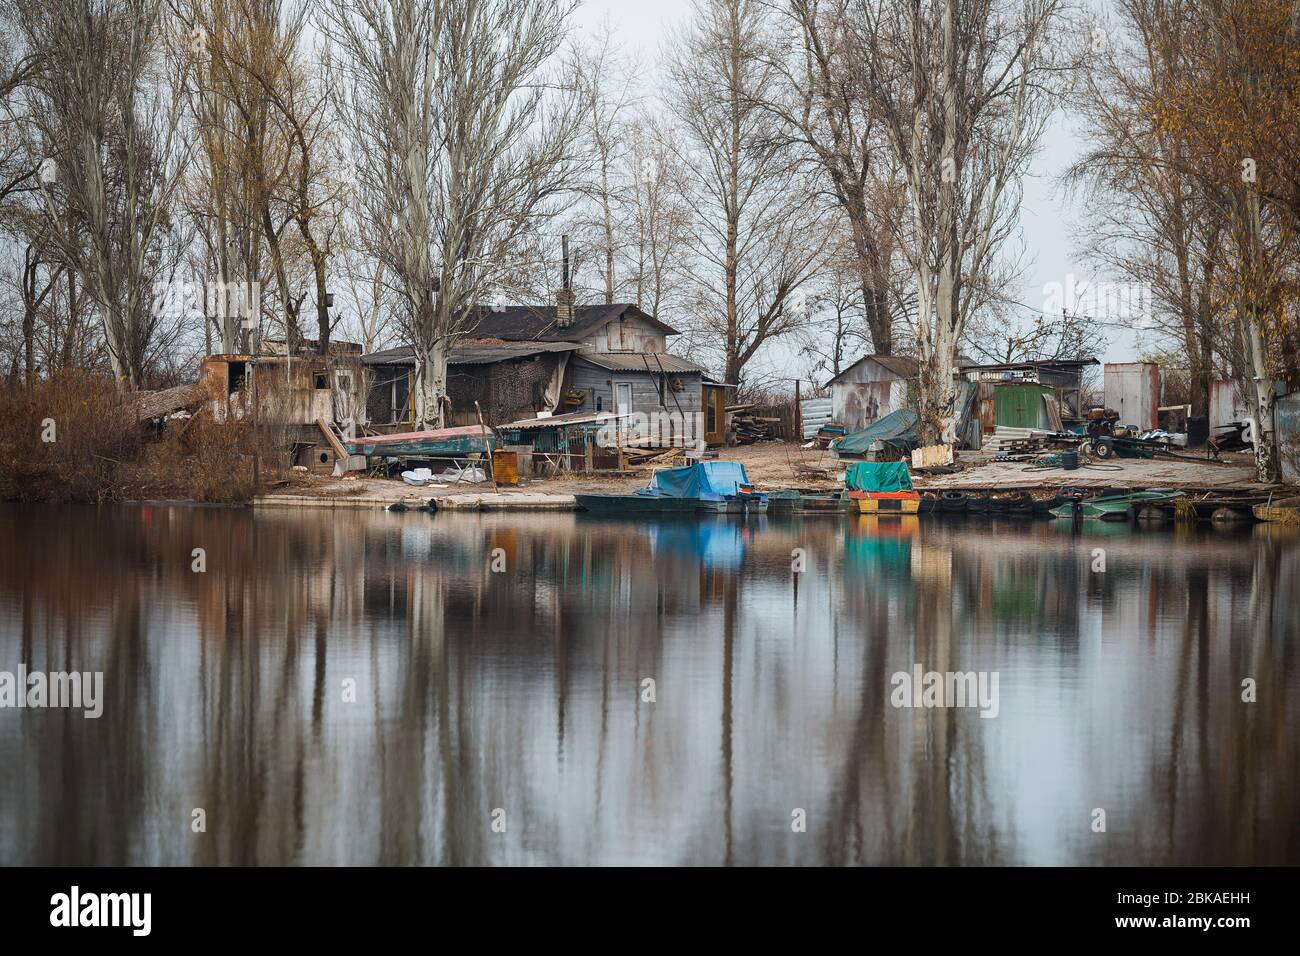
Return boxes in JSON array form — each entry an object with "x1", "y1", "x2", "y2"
[
  {"x1": 843, "y1": 460, "x2": 920, "y2": 514},
  {"x1": 576, "y1": 460, "x2": 768, "y2": 514},
  {"x1": 831, "y1": 409, "x2": 919, "y2": 459}
]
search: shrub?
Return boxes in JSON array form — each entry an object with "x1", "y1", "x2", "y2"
[{"x1": 0, "y1": 372, "x2": 266, "y2": 503}]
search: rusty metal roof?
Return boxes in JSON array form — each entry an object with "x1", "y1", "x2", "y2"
[
  {"x1": 496, "y1": 410, "x2": 628, "y2": 430},
  {"x1": 825, "y1": 354, "x2": 919, "y2": 387},
  {"x1": 462, "y1": 303, "x2": 678, "y2": 341},
  {"x1": 362, "y1": 341, "x2": 581, "y2": 366},
  {"x1": 572, "y1": 351, "x2": 707, "y2": 374}
]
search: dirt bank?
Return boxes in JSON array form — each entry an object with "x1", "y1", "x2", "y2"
[{"x1": 257, "y1": 441, "x2": 1277, "y2": 509}]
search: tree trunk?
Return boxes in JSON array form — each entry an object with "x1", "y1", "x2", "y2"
[
  {"x1": 413, "y1": 338, "x2": 448, "y2": 429},
  {"x1": 1241, "y1": 194, "x2": 1279, "y2": 483},
  {"x1": 311, "y1": 243, "x2": 329, "y2": 355},
  {"x1": 850, "y1": 217, "x2": 892, "y2": 355}
]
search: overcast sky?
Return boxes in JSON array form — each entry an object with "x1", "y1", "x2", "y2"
[{"x1": 573, "y1": 0, "x2": 1147, "y2": 370}]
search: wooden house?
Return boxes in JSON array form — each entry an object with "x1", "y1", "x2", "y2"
[
  {"x1": 361, "y1": 296, "x2": 718, "y2": 448},
  {"x1": 198, "y1": 339, "x2": 369, "y2": 473}
]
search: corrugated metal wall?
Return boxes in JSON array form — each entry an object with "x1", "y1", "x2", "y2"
[
  {"x1": 1275, "y1": 392, "x2": 1300, "y2": 484},
  {"x1": 993, "y1": 383, "x2": 1053, "y2": 429},
  {"x1": 1209, "y1": 379, "x2": 1250, "y2": 434}
]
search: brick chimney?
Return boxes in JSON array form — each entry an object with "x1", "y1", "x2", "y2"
[{"x1": 555, "y1": 234, "x2": 574, "y2": 328}]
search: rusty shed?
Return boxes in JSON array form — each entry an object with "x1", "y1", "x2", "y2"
[
  {"x1": 825, "y1": 355, "x2": 919, "y2": 434},
  {"x1": 1209, "y1": 379, "x2": 1251, "y2": 435},
  {"x1": 362, "y1": 341, "x2": 581, "y2": 427}
]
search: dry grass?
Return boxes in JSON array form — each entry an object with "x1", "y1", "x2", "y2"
[{"x1": 0, "y1": 373, "x2": 267, "y2": 503}]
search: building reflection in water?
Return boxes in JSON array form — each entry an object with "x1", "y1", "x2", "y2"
[{"x1": 0, "y1": 503, "x2": 1296, "y2": 865}]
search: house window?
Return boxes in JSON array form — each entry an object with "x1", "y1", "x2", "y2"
[{"x1": 314, "y1": 371, "x2": 328, "y2": 389}]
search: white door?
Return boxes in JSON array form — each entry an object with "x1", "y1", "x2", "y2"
[{"x1": 615, "y1": 382, "x2": 633, "y2": 443}]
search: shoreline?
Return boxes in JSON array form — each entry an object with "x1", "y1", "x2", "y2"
[{"x1": 7, "y1": 441, "x2": 1288, "y2": 512}]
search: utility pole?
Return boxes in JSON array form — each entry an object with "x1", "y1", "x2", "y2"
[{"x1": 794, "y1": 378, "x2": 802, "y2": 442}]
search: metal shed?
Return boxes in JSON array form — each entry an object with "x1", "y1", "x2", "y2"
[
  {"x1": 993, "y1": 383, "x2": 1056, "y2": 429},
  {"x1": 825, "y1": 355, "x2": 919, "y2": 434},
  {"x1": 1103, "y1": 362, "x2": 1160, "y2": 430}
]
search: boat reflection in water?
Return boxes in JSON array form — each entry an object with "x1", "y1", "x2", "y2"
[{"x1": 0, "y1": 503, "x2": 1296, "y2": 865}]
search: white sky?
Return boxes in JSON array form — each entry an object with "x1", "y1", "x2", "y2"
[{"x1": 573, "y1": 0, "x2": 1145, "y2": 368}]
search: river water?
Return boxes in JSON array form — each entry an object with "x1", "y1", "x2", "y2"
[{"x1": 0, "y1": 503, "x2": 1296, "y2": 865}]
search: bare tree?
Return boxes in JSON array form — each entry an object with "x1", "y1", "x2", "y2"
[
  {"x1": 321, "y1": 0, "x2": 582, "y2": 428},
  {"x1": 1068, "y1": 0, "x2": 1225, "y2": 417},
  {"x1": 849, "y1": 0, "x2": 1065, "y2": 441},
  {"x1": 617, "y1": 115, "x2": 693, "y2": 319},
  {"x1": 666, "y1": 0, "x2": 832, "y2": 386},
  {"x1": 795, "y1": 232, "x2": 873, "y2": 379},
  {"x1": 16, "y1": 0, "x2": 191, "y2": 388},
  {"x1": 567, "y1": 20, "x2": 639, "y2": 305},
  {"x1": 1149, "y1": 0, "x2": 1300, "y2": 482},
  {"x1": 765, "y1": 0, "x2": 905, "y2": 356}
]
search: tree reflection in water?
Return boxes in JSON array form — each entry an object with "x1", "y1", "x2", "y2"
[{"x1": 0, "y1": 504, "x2": 1295, "y2": 865}]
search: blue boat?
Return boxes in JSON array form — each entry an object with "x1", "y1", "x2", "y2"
[{"x1": 576, "y1": 460, "x2": 769, "y2": 514}]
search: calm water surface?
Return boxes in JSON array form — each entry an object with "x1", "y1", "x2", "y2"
[{"x1": 0, "y1": 503, "x2": 1297, "y2": 865}]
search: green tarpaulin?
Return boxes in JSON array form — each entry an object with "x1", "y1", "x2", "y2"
[
  {"x1": 832, "y1": 408, "x2": 919, "y2": 457},
  {"x1": 845, "y1": 461, "x2": 913, "y2": 492}
]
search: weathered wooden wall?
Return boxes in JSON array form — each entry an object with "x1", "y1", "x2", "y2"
[{"x1": 567, "y1": 362, "x2": 703, "y2": 416}]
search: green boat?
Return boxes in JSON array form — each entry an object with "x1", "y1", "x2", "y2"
[
  {"x1": 768, "y1": 490, "x2": 846, "y2": 514},
  {"x1": 1050, "y1": 490, "x2": 1184, "y2": 521}
]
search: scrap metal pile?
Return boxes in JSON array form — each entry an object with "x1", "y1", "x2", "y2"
[{"x1": 987, "y1": 406, "x2": 1222, "y2": 467}]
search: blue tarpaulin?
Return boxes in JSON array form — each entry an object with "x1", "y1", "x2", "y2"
[
  {"x1": 640, "y1": 460, "x2": 753, "y2": 502},
  {"x1": 845, "y1": 461, "x2": 913, "y2": 492}
]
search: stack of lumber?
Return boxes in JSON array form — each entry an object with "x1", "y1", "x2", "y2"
[
  {"x1": 623, "y1": 446, "x2": 677, "y2": 466},
  {"x1": 731, "y1": 408, "x2": 782, "y2": 444},
  {"x1": 985, "y1": 425, "x2": 1053, "y2": 453}
]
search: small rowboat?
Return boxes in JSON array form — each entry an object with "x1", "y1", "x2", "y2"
[
  {"x1": 769, "y1": 491, "x2": 845, "y2": 514},
  {"x1": 574, "y1": 491, "x2": 768, "y2": 514},
  {"x1": 1050, "y1": 490, "x2": 1184, "y2": 521},
  {"x1": 574, "y1": 494, "x2": 705, "y2": 514},
  {"x1": 577, "y1": 460, "x2": 769, "y2": 515},
  {"x1": 1253, "y1": 496, "x2": 1300, "y2": 524}
]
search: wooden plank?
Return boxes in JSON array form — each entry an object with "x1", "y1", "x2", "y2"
[{"x1": 317, "y1": 418, "x2": 349, "y2": 461}]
